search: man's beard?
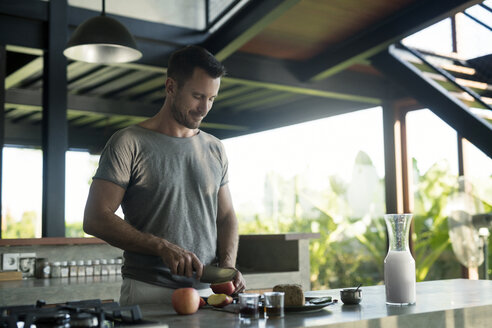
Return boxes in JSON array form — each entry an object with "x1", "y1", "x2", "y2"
[{"x1": 170, "y1": 101, "x2": 201, "y2": 129}]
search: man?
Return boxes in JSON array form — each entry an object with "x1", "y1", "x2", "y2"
[{"x1": 83, "y1": 45, "x2": 246, "y2": 306}]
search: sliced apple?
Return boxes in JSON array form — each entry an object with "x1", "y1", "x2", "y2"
[
  {"x1": 199, "y1": 297, "x2": 206, "y2": 308},
  {"x1": 207, "y1": 293, "x2": 233, "y2": 308},
  {"x1": 210, "y1": 280, "x2": 235, "y2": 295}
]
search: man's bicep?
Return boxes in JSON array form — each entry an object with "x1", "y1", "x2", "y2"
[
  {"x1": 217, "y1": 184, "x2": 235, "y2": 222},
  {"x1": 86, "y1": 179, "x2": 125, "y2": 215}
]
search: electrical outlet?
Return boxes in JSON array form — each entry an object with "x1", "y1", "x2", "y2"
[{"x1": 2, "y1": 253, "x2": 20, "y2": 271}]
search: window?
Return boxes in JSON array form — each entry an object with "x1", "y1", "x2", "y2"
[
  {"x1": 65, "y1": 151, "x2": 100, "y2": 237},
  {"x1": 1, "y1": 147, "x2": 43, "y2": 238},
  {"x1": 223, "y1": 107, "x2": 387, "y2": 288},
  {"x1": 1, "y1": 148, "x2": 102, "y2": 238}
]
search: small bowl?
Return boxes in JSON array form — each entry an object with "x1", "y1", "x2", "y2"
[{"x1": 340, "y1": 288, "x2": 362, "y2": 305}]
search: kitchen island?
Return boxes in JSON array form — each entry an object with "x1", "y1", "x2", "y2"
[{"x1": 140, "y1": 279, "x2": 492, "y2": 328}]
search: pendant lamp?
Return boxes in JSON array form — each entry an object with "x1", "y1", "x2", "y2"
[{"x1": 64, "y1": 0, "x2": 142, "y2": 63}]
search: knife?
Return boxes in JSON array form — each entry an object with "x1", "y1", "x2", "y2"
[{"x1": 200, "y1": 265, "x2": 237, "y2": 283}]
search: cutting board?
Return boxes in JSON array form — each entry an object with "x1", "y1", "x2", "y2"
[{"x1": 0, "y1": 271, "x2": 23, "y2": 281}]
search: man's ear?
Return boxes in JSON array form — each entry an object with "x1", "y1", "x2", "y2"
[{"x1": 165, "y1": 77, "x2": 177, "y2": 96}]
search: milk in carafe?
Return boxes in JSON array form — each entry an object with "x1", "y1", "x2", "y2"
[{"x1": 384, "y1": 250, "x2": 416, "y2": 304}]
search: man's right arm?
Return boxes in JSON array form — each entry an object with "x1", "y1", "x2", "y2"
[{"x1": 83, "y1": 179, "x2": 203, "y2": 278}]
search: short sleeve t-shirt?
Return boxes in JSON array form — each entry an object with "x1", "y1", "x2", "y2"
[{"x1": 93, "y1": 125, "x2": 229, "y2": 288}]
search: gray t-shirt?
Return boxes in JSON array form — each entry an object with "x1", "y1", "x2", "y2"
[{"x1": 93, "y1": 125, "x2": 229, "y2": 289}]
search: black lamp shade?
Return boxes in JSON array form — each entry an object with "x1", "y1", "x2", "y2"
[{"x1": 64, "y1": 15, "x2": 142, "y2": 63}]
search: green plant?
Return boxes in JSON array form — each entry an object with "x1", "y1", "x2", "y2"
[{"x1": 412, "y1": 159, "x2": 459, "y2": 281}]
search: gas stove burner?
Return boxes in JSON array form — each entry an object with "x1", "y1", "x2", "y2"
[
  {"x1": 68, "y1": 312, "x2": 98, "y2": 327},
  {"x1": 0, "y1": 299, "x2": 157, "y2": 328},
  {"x1": 33, "y1": 312, "x2": 71, "y2": 328}
]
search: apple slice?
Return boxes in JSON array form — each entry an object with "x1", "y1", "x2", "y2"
[
  {"x1": 210, "y1": 280, "x2": 235, "y2": 295},
  {"x1": 207, "y1": 293, "x2": 233, "y2": 308},
  {"x1": 199, "y1": 297, "x2": 206, "y2": 308}
]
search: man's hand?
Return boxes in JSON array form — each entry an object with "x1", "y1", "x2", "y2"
[
  {"x1": 158, "y1": 240, "x2": 204, "y2": 279},
  {"x1": 231, "y1": 268, "x2": 246, "y2": 294}
]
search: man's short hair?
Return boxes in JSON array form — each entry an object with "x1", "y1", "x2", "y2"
[{"x1": 167, "y1": 45, "x2": 226, "y2": 86}]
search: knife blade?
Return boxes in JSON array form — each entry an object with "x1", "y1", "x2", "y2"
[{"x1": 200, "y1": 265, "x2": 237, "y2": 283}]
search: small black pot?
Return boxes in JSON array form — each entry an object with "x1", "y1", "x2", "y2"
[{"x1": 340, "y1": 288, "x2": 362, "y2": 305}]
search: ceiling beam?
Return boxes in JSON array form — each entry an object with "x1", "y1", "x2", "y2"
[
  {"x1": 0, "y1": 14, "x2": 46, "y2": 49},
  {"x1": 223, "y1": 53, "x2": 394, "y2": 104},
  {"x1": 4, "y1": 118, "x2": 112, "y2": 153},
  {"x1": 5, "y1": 56, "x2": 43, "y2": 89},
  {"x1": 6, "y1": 88, "x2": 160, "y2": 117},
  {"x1": 5, "y1": 88, "x2": 247, "y2": 132},
  {"x1": 202, "y1": 0, "x2": 300, "y2": 61},
  {"x1": 295, "y1": 0, "x2": 483, "y2": 81},
  {"x1": 372, "y1": 46, "x2": 492, "y2": 158},
  {"x1": 0, "y1": 0, "x2": 47, "y2": 21}
]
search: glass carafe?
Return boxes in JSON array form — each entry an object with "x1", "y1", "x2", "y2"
[{"x1": 384, "y1": 213, "x2": 416, "y2": 305}]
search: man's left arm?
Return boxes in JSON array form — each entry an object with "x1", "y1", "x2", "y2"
[{"x1": 217, "y1": 184, "x2": 246, "y2": 293}]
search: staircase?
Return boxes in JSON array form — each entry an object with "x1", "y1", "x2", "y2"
[{"x1": 371, "y1": 43, "x2": 492, "y2": 158}]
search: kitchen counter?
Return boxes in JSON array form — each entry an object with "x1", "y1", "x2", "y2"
[
  {"x1": 139, "y1": 279, "x2": 492, "y2": 328},
  {"x1": 0, "y1": 233, "x2": 319, "y2": 305}
]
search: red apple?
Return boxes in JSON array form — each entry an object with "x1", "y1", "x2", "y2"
[
  {"x1": 207, "y1": 293, "x2": 233, "y2": 308},
  {"x1": 210, "y1": 280, "x2": 235, "y2": 295},
  {"x1": 199, "y1": 297, "x2": 206, "y2": 308},
  {"x1": 171, "y1": 288, "x2": 200, "y2": 315}
]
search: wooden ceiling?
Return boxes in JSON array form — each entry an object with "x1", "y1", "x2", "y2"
[{"x1": 240, "y1": 0, "x2": 415, "y2": 60}]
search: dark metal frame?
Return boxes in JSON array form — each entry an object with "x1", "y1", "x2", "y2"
[
  {"x1": 0, "y1": 46, "x2": 5, "y2": 238},
  {"x1": 41, "y1": 0, "x2": 67, "y2": 237},
  {"x1": 372, "y1": 45, "x2": 492, "y2": 159}
]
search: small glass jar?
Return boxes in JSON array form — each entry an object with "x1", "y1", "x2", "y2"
[
  {"x1": 60, "y1": 261, "x2": 69, "y2": 278},
  {"x1": 108, "y1": 259, "x2": 116, "y2": 275},
  {"x1": 85, "y1": 260, "x2": 94, "y2": 276},
  {"x1": 77, "y1": 260, "x2": 86, "y2": 277},
  {"x1": 69, "y1": 260, "x2": 78, "y2": 277},
  {"x1": 51, "y1": 261, "x2": 61, "y2": 278},
  {"x1": 93, "y1": 259, "x2": 102, "y2": 276},
  {"x1": 35, "y1": 258, "x2": 51, "y2": 279},
  {"x1": 101, "y1": 259, "x2": 109, "y2": 275}
]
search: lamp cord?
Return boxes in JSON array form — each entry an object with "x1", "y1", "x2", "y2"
[{"x1": 102, "y1": 0, "x2": 106, "y2": 16}]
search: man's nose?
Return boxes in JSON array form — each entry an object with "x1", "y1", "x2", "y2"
[{"x1": 198, "y1": 99, "x2": 210, "y2": 115}]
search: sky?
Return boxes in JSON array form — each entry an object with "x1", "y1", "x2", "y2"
[{"x1": 1, "y1": 5, "x2": 492, "y2": 232}]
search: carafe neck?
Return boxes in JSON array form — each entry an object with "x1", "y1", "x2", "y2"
[{"x1": 385, "y1": 214, "x2": 413, "y2": 252}]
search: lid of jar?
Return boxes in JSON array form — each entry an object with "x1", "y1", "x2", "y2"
[
  {"x1": 116, "y1": 258, "x2": 123, "y2": 264},
  {"x1": 109, "y1": 259, "x2": 116, "y2": 264},
  {"x1": 93, "y1": 259, "x2": 100, "y2": 265},
  {"x1": 78, "y1": 260, "x2": 85, "y2": 265},
  {"x1": 61, "y1": 261, "x2": 68, "y2": 266},
  {"x1": 69, "y1": 260, "x2": 77, "y2": 265},
  {"x1": 52, "y1": 261, "x2": 61, "y2": 266},
  {"x1": 101, "y1": 259, "x2": 108, "y2": 264},
  {"x1": 86, "y1": 260, "x2": 93, "y2": 265}
]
